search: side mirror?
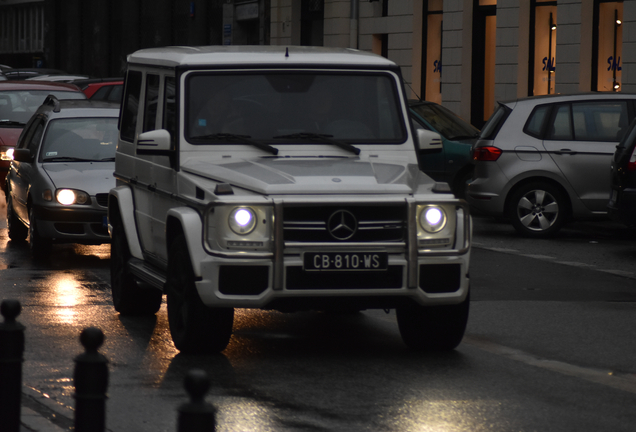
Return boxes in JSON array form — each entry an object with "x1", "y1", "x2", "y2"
[
  {"x1": 136, "y1": 129, "x2": 172, "y2": 156},
  {"x1": 13, "y1": 148, "x2": 33, "y2": 163},
  {"x1": 416, "y1": 129, "x2": 443, "y2": 155}
]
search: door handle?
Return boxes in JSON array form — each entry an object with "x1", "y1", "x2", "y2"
[{"x1": 554, "y1": 149, "x2": 577, "y2": 155}]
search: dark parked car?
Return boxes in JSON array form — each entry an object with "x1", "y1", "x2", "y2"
[
  {"x1": 609, "y1": 119, "x2": 636, "y2": 225},
  {"x1": 409, "y1": 100, "x2": 479, "y2": 197},
  {"x1": 5, "y1": 96, "x2": 119, "y2": 257},
  {"x1": 0, "y1": 81, "x2": 86, "y2": 191}
]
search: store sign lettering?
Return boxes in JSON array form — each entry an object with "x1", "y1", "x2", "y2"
[
  {"x1": 542, "y1": 57, "x2": 556, "y2": 72},
  {"x1": 607, "y1": 56, "x2": 622, "y2": 72},
  {"x1": 433, "y1": 60, "x2": 442, "y2": 73}
]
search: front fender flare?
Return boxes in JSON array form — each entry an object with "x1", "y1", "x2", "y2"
[{"x1": 166, "y1": 207, "x2": 204, "y2": 277}]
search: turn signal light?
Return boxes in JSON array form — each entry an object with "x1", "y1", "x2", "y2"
[{"x1": 473, "y1": 146, "x2": 502, "y2": 161}]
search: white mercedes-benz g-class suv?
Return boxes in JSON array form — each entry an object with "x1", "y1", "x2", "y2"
[{"x1": 108, "y1": 46, "x2": 471, "y2": 353}]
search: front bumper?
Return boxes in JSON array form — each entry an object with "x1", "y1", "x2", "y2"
[
  {"x1": 192, "y1": 202, "x2": 472, "y2": 310},
  {"x1": 33, "y1": 204, "x2": 110, "y2": 243}
]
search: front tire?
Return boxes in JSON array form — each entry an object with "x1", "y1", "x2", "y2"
[
  {"x1": 508, "y1": 182, "x2": 567, "y2": 238},
  {"x1": 29, "y1": 207, "x2": 51, "y2": 258},
  {"x1": 7, "y1": 196, "x2": 28, "y2": 242},
  {"x1": 166, "y1": 235, "x2": 234, "y2": 354},
  {"x1": 110, "y1": 223, "x2": 162, "y2": 315},
  {"x1": 397, "y1": 291, "x2": 470, "y2": 351}
]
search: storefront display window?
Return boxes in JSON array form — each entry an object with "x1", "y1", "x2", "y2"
[
  {"x1": 424, "y1": 0, "x2": 443, "y2": 104},
  {"x1": 532, "y1": 1, "x2": 557, "y2": 96},
  {"x1": 595, "y1": 1, "x2": 623, "y2": 91}
]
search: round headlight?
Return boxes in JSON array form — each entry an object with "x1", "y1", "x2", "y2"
[
  {"x1": 419, "y1": 206, "x2": 447, "y2": 233},
  {"x1": 229, "y1": 207, "x2": 257, "y2": 235}
]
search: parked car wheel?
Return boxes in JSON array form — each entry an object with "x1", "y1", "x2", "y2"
[
  {"x1": 508, "y1": 182, "x2": 567, "y2": 238},
  {"x1": 29, "y1": 207, "x2": 51, "y2": 258},
  {"x1": 7, "y1": 196, "x2": 28, "y2": 242},
  {"x1": 396, "y1": 291, "x2": 470, "y2": 351},
  {"x1": 110, "y1": 224, "x2": 162, "y2": 315},
  {"x1": 166, "y1": 235, "x2": 234, "y2": 354}
]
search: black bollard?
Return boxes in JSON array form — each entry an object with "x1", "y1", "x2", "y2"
[
  {"x1": 0, "y1": 299, "x2": 26, "y2": 432},
  {"x1": 177, "y1": 369, "x2": 217, "y2": 432},
  {"x1": 73, "y1": 327, "x2": 109, "y2": 432}
]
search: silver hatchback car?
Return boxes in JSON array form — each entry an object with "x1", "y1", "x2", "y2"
[{"x1": 467, "y1": 93, "x2": 636, "y2": 237}]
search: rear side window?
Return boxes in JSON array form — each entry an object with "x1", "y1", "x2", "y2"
[
  {"x1": 479, "y1": 104, "x2": 510, "y2": 140},
  {"x1": 546, "y1": 104, "x2": 573, "y2": 140},
  {"x1": 120, "y1": 70, "x2": 142, "y2": 142},
  {"x1": 524, "y1": 104, "x2": 551, "y2": 138}
]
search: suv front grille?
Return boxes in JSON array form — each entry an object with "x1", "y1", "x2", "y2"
[{"x1": 283, "y1": 204, "x2": 406, "y2": 243}]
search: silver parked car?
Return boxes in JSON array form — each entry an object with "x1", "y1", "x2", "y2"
[
  {"x1": 5, "y1": 96, "x2": 119, "y2": 257},
  {"x1": 467, "y1": 93, "x2": 636, "y2": 237}
]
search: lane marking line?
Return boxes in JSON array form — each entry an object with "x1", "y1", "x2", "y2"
[{"x1": 464, "y1": 335, "x2": 636, "y2": 394}]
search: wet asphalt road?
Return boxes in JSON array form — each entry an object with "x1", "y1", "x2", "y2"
[{"x1": 1, "y1": 194, "x2": 636, "y2": 431}]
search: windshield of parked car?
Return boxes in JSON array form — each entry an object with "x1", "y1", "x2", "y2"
[
  {"x1": 410, "y1": 102, "x2": 479, "y2": 141},
  {"x1": 40, "y1": 117, "x2": 118, "y2": 162},
  {"x1": 0, "y1": 90, "x2": 86, "y2": 124},
  {"x1": 185, "y1": 72, "x2": 406, "y2": 145}
]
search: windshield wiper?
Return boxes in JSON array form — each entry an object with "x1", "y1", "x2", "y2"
[
  {"x1": 43, "y1": 156, "x2": 104, "y2": 162},
  {"x1": 0, "y1": 120, "x2": 26, "y2": 127},
  {"x1": 190, "y1": 133, "x2": 278, "y2": 155},
  {"x1": 273, "y1": 133, "x2": 360, "y2": 155}
]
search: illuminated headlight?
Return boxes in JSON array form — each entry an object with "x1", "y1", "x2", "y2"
[
  {"x1": 419, "y1": 205, "x2": 447, "y2": 233},
  {"x1": 56, "y1": 189, "x2": 89, "y2": 205},
  {"x1": 229, "y1": 207, "x2": 257, "y2": 234}
]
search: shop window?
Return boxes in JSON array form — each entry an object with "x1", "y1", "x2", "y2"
[
  {"x1": 531, "y1": 1, "x2": 557, "y2": 96},
  {"x1": 594, "y1": 1, "x2": 623, "y2": 92},
  {"x1": 471, "y1": 0, "x2": 497, "y2": 128},
  {"x1": 301, "y1": 0, "x2": 324, "y2": 46},
  {"x1": 423, "y1": 0, "x2": 443, "y2": 104}
]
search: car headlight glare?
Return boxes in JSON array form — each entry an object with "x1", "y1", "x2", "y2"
[
  {"x1": 1, "y1": 147, "x2": 14, "y2": 161},
  {"x1": 229, "y1": 207, "x2": 257, "y2": 234},
  {"x1": 56, "y1": 189, "x2": 89, "y2": 205},
  {"x1": 419, "y1": 205, "x2": 447, "y2": 233}
]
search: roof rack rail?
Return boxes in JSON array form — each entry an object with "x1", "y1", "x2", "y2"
[{"x1": 43, "y1": 94, "x2": 61, "y2": 112}]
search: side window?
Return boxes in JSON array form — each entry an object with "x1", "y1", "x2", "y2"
[
  {"x1": 143, "y1": 74, "x2": 160, "y2": 132},
  {"x1": 120, "y1": 70, "x2": 143, "y2": 142},
  {"x1": 163, "y1": 76, "x2": 176, "y2": 144},
  {"x1": 524, "y1": 105, "x2": 551, "y2": 138},
  {"x1": 546, "y1": 104, "x2": 573, "y2": 140},
  {"x1": 571, "y1": 101, "x2": 628, "y2": 142},
  {"x1": 27, "y1": 122, "x2": 45, "y2": 156}
]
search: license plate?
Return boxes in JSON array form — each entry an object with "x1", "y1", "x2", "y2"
[{"x1": 303, "y1": 252, "x2": 388, "y2": 271}]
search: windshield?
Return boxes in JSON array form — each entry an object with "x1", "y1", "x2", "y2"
[
  {"x1": 0, "y1": 90, "x2": 86, "y2": 124},
  {"x1": 185, "y1": 72, "x2": 406, "y2": 145},
  {"x1": 410, "y1": 102, "x2": 479, "y2": 140},
  {"x1": 41, "y1": 117, "x2": 118, "y2": 162}
]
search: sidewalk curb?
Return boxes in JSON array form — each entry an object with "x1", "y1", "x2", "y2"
[{"x1": 21, "y1": 386, "x2": 74, "y2": 432}]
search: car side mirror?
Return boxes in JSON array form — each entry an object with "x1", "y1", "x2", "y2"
[
  {"x1": 416, "y1": 129, "x2": 443, "y2": 155},
  {"x1": 136, "y1": 129, "x2": 172, "y2": 156},
  {"x1": 12, "y1": 148, "x2": 33, "y2": 163}
]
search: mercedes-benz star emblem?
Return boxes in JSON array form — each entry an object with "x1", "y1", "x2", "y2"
[{"x1": 327, "y1": 210, "x2": 357, "y2": 240}]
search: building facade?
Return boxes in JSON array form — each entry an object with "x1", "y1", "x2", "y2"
[{"x1": 1, "y1": 0, "x2": 634, "y2": 128}]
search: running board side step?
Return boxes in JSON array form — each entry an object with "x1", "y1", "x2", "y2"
[{"x1": 129, "y1": 258, "x2": 167, "y2": 291}]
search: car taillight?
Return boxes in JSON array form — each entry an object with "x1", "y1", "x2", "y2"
[
  {"x1": 628, "y1": 147, "x2": 636, "y2": 171},
  {"x1": 473, "y1": 146, "x2": 502, "y2": 161}
]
